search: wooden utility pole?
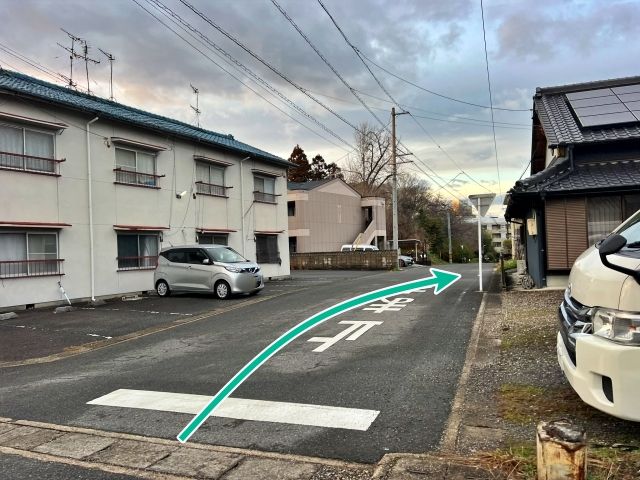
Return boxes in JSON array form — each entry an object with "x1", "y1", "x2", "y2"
[{"x1": 447, "y1": 211, "x2": 452, "y2": 263}]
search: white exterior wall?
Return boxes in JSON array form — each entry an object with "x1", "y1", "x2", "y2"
[{"x1": 0, "y1": 98, "x2": 289, "y2": 309}]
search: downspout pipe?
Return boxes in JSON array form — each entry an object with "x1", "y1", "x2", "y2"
[
  {"x1": 86, "y1": 116, "x2": 99, "y2": 302},
  {"x1": 239, "y1": 156, "x2": 251, "y2": 256}
]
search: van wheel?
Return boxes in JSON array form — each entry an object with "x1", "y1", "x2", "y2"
[
  {"x1": 215, "y1": 280, "x2": 231, "y2": 299},
  {"x1": 156, "y1": 280, "x2": 170, "y2": 297}
]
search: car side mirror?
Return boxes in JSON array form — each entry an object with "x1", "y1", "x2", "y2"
[
  {"x1": 202, "y1": 258, "x2": 210, "y2": 265},
  {"x1": 599, "y1": 234, "x2": 627, "y2": 255},
  {"x1": 598, "y1": 234, "x2": 640, "y2": 284}
]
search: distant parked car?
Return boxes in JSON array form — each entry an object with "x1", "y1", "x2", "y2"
[
  {"x1": 398, "y1": 255, "x2": 413, "y2": 267},
  {"x1": 154, "y1": 245, "x2": 263, "y2": 299},
  {"x1": 340, "y1": 244, "x2": 379, "y2": 252}
]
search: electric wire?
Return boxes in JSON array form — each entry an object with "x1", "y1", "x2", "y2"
[
  {"x1": 178, "y1": 0, "x2": 361, "y2": 133},
  {"x1": 132, "y1": 0, "x2": 353, "y2": 152},
  {"x1": 141, "y1": 0, "x2": 354, "y2": 150},
  {"x1": 480, "y1": 0, "x2": 502, "y2": 196},
  {"x1": 0, "y1": 43, "x2": 70, "y2": 85}
]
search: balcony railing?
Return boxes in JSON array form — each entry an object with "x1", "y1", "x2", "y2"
[
  {"x1": 253, "y1": 191, "x2": 278, "y2": 204},
  {"x1": 0, "y1": 259, "x2": 64, "y2": 278},
  {"x1": 114, "y1": 168, "x2": 165, "y2": 188},
  {"x1": 195, "y1": 181, "x2": 229, "y2": 197},
  {"x1": 117, "y1": 255, "x2": 158, "y2": 271},
  {"x1": 0, "y1": 151, "x2": 64, "y2": 176}
]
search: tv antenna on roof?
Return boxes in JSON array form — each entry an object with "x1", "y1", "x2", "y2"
[
  {"x1": 98, "y1": 48, "x2": 115, "y2": 101},
  {"x1": 57, "y1": 29, "x2": 81, "y2": 88},
  {"x1": 78, "y1": 42, "x2": 100, "y2": 94},
  {"x1": 190, "y1": 83, "x2": 201, "y2": 128}
]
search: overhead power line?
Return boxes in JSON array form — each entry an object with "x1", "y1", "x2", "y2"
[
  {"x1": 178, "y1": 0, "x2": 361, "y2": 133},
  {"x1": 132, "y1": 0, "x2": 353, "y2": 151}
]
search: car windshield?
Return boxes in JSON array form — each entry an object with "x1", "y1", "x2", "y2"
[
  {"x1": 205, "y1": 247, "x2": 246, "y2": 263},
  {"x1": 614, "y1": 210, "x2": 640, "y2": 248}
]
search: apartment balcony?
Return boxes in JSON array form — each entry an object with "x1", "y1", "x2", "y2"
[
  {"x1": 0, "y1": 151, "x2": 64, "y2": 176},
  {"x1": 253, "y1": 191, "x2": 279, "y2": 204},
  {"x1": 195, "y1": 181, "x2": 231, "y2": 198},
  {"x1": 0, "y1": 258, "x2": 64, "y2": 278},
  {"x1": 114, "y1": 168, "x2": 165, "y2": 189},
  {"x1": 117, "y1": 255, "x2": 158, "y2": 271}
]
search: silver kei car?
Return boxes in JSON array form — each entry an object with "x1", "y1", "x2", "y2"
[{"x1": 153, "y1": 244, "x2": 264, "y2": 299}]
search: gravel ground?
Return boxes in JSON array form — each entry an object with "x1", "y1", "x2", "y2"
[{"x1": 460, "y1": 284, "x2": 640, "y2": 453}]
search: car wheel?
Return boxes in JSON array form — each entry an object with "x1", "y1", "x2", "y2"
[
  {"x1": 156, "y1": 280, "x2": 170, "y2": 297},
  {"x1": 399, "y1": 260, "x2": 406, "y2": 267},
  {"x1": 215, "y1": 280, "x2": 231, "y2": 299}
]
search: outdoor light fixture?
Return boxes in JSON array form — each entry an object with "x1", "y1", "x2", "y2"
[{"x1": 176, "y1": 190, "x2": 187, "y2": 199}]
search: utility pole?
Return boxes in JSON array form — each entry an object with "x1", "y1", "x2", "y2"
[
  {"x1": 391, "y1": 108, "x2": 409, "y2": 253},
  {"x1": 447, "y1": 211, "x2": 452, "y2": 264},
  {"x1": 190, "y1": 84, "x2": 201, "y2": 127},
  {"x1": 99, "y1": 48, "x2": 115, "y2": 101}
]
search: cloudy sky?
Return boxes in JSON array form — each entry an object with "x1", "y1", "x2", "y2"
[{"x1": 1, "y1": 0, "x2": 639, "y2": 203}]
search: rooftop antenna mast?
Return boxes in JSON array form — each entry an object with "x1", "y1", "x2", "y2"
[
  {"x1": 57, "y1": 29, "x2": 81, "y2": 88},
  {"x1": 78, "y1": 41, "x2": 100, "y2": 94},
  {"x1": 190, "y1": 84, "x2": 201, "y2": 127},
  {"x1": 98, "y1": 48, "x2": 115, "y2": 100}
]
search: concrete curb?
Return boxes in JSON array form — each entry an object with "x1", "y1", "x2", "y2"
[{"x1": 0, "y1": 312, "x2": 18, "y2": 321}]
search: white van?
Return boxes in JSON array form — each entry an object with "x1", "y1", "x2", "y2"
[
  {"x1": 340, "y1": 244, "x2": 379, "y2": 252},
  {"x1": 558, "y1": 210, "x2": 640, "y2": 421}
]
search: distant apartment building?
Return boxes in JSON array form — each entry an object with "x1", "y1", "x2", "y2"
[
  {"x1": 287, "y1": 179, "x2": 386, "y2": 253},
  {"x1": 481, "y1": 216, "x2": 511, "y2": 253},
  {"x1": 0, "y1": 70, "x2": 291, "y2": 309}
]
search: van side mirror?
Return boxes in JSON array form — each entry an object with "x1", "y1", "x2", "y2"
[
  {"x1": 598, "y1": 234, "x2": 640, "y2": 284},
  {"x1": 202, "y1": 258, "x2": 210, "y2": 265}
]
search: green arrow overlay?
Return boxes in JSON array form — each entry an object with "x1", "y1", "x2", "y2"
[{"x1": 177, "y1": 267, "x2": 461, "y2": 443}]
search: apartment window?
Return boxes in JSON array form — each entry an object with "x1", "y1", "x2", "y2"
[
  {"x1": 198, "y1": 233, "x2": 228, "y2": 245},
  {"x1": 195, "y1": 161, "x2": 227, "y2": 197},
  {"x1": 289, "y1": 236, "x2": 297, "y2": 253},
  {"x1": 256, "y1": 234, "x2": 279, "y2": 263},
  {"x1": 287, "y1": 201, "x2": 296, "y2": 216},
  {"x1": 254, "y1": 175, "x2": 276, "y2": 203},
  {"x1": 114, "y1": 147, "x2": 160, "y2": 188},
  {"x1": 116, "y1": 233, "x2": 159, "y2": 270},
  {"x1": 0, "y1": 232, "x2": 62, "y2": 278},
  {"x1": 0, "y1": 123, "x2": 57, "y2": 173}
]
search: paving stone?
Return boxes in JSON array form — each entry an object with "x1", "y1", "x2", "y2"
[
  {"x1": 150, "y1": 447, "x2": 241, "y2": 478},
  {"x1": 0, "y1": 426, "x2": 64, "y2": 449},
  {"x1": 0, "y1": 312, "x2": 17, "y2": 320},
  {"x1": 0, "y1": 423, "x2": 18, "y2": 436},
  {"x1": 86, "y1": 439, "x2": 176, "y2": 468},
  {"x1": 384, "y1": 457, "x2": 447, "y2": 480},
  {"x1": 223, "y1": 458, "x2": 318, "y2": 480},
  {"x1": 33, "y1": 432, "x2": 115, "y2": 459}
]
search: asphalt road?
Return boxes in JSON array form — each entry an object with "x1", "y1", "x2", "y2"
[{"x1": 0, "y1": 264, "x2": 492, "y2": 464}]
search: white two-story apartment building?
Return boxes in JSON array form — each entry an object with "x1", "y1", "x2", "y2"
[{"x1": 0, "y1": 70, "x2": 291, "y2": 309}]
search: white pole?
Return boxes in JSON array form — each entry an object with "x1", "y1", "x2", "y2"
[
  {"x1": 239, "y1": 156, "x2": 250, "y2": 256},
  {"x1": 477, "y1": 197, "x2": 483, "y2": 292}
]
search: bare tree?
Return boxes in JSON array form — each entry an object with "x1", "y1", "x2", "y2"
[{"x1": 344, "y1": 122, "x2": 392, "y2": 195}]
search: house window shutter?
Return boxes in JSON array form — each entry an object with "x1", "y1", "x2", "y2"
[
  {"x1": 545, "y1": 198, "x2": 587, "y2": 270},
  {"x1": 565, "y1": 198, "x2": 588, "y2": 264},
  {"x1": 546, "y1": 199, "x2": 568, "y2": 269}
]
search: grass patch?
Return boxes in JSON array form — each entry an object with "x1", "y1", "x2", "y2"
[
  {"x1": 501, "y1": 327, "x2": 556, "y2": 350},
  {"x1": 499, "y1": 384, "x2": 603, "y2": 425}
]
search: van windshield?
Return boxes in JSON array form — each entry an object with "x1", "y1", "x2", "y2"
[
  {"x1": 616, "y1": 210, "x2": 640, "y2": 248},
  {"x1": 205, "y1": 247, "x2": 246, "y2": 263}
]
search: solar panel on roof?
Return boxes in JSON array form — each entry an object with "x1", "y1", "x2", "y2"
[
  {"x1": 612, "y1": 85, "x2": 640, "y2": 95},
  {"x1": 578, "y1": 111, "x2": 637, "y2": 127},
  {"x1": 566, "y1": 88, "x2": 617, "y2": 100},
  {"x1": 566, "y1": 84, "x2": 640, "y2": 128}
]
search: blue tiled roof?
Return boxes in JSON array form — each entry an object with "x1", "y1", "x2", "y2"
[
  {"x1": 287, "y1": 179, "x2": 333, "y2": 190},
  {"x1": 0, "y1": 69, "x2": 290, "y2": 167}
]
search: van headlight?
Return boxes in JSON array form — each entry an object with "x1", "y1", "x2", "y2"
[
  {"x1": 592, "y1": 308, "x2": 640, "y2": 345},
  {"x1": 224, "y1": 265, "x2": 243, "y2": 273}
]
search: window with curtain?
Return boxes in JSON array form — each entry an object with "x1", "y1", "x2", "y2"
[
  {"x1": 117, "y1": 233, "x2": 159, "y2": 270},
  {"x1": 0, "y1": 232, "x2": 59, "y2": 277},
  {"x1": 0, "y1": 123, "x2": 55, "y2": 172},
  {"x1": 256, "y1": 235, "x2": 279, "y2": 263},
  {"x1": 588, "y1": 196, "x2": 622, "y2": 245},
  {"x1": 253, "y1": 176, "x2": 276, "y2": 203},
  {"x1": 198, "y1": 233, "x2": 228, "y2": 245},
  {"x1": 115, "y1": 147, "x2": 158, "y2": 187},
  {"x1": 195, "y1": 161, "x2": 225, "y2": 196}
]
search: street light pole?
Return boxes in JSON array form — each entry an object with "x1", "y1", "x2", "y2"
[
  {"x1": 469, "y1": 193, "x2": 496, "y2": 292},
  {"x1": 477, "y1": 197, "x2": 483, "y2": 292}
]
